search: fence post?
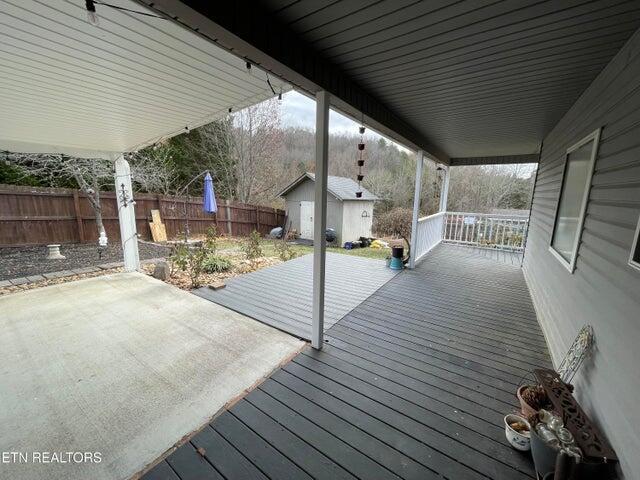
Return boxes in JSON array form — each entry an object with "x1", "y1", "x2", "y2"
[
  {"x1": 225, "y1": 199, "x2": 232, "y2": 236},
  {"x1": 73, "y1": 191, "x2": 86, "y2": 243},
  {"x1": 255, "y1": 206, "x2": 260, "y2": 233}
]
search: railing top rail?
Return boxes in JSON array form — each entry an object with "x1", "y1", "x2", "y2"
[
  {"x1": 417, "y1": 211, "x2": 446, "y2": 222},
  {"x1": 445, "y1": 211, "x2": 529, "y2": 219}
]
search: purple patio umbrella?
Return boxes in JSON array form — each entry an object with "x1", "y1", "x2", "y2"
[{"x1": 203, "y1": 171, "x2": 217, "y2": 213}]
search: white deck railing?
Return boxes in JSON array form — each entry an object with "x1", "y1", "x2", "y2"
[
  {"x1": 443, "y1": 212, "x2": 529, "y2": 250},
  {"x1": 413, "y1": 212, "x2": 446, "y2": 262}
]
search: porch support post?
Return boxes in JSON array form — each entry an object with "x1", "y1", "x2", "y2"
[
  {"x1": 312, "y1": 90, "x2": 329, "y2": 349},
  {"x1": 439, "y1": 165, "x2": 450, "y2": 213},
  {"x1": 409, "y1": 150, "x2": 424, "y2": 269},
  {"x1": 114, "y1": 155, "x2": 140, "y2": 272}
]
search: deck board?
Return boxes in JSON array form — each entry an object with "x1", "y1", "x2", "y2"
[
  {"x1": 193, "y1": 253, "x2": 398, "y2": 339},
  {"x1": 143, "y1": 244, "x2": 551, "y2": 480}
]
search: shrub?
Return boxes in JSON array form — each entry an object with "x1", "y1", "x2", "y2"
[
  {"x1": 373, "y1": 207, "x2": 413, "y2": 239},
  {"x1": 274, "y1": 238, "x2": 298, "y2": 261},
  {"x1": 241, "y1": 230, "x2": 263, "y2": 261},
  {"x1": 170, "y1": 243, "x2": 208, "y2": 288},
  {"x1": 169, "y1": 226, "x2": 226, "y2": 287},
  {"x1": 203, "y1": 226, "x2": 219, "y2": 253},
  {"x1": 202, "y1": 254, "x2": 233, "y2": 273}
]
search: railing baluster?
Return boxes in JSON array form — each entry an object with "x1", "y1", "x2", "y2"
[
  {"x1": 471, "y1": 217, "x2": 477, "y2": 243},
  {"x1": 439, "y1": 212, "x2": 529, "y2": 251},
  {"x1": 482, "y1": 216, "x2": 488, "y2": 247}
]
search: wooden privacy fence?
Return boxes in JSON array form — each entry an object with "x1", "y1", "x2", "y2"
[{"x1": 0, "y1": 185, "x2": 285, "y2": 247}]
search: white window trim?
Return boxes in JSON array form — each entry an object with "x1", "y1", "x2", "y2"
[
  {"x1": 629, "y1": 214, "x2": 640, "y2": 272},
  {"x1": 548, "y1": 128, "x2": 601, "y2": 273}
]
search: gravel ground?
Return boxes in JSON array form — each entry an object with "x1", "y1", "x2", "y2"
[{"x1": 0, "y1": 242, "x2": 171, "y2": 281}]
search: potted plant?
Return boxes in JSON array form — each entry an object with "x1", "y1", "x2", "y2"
[{"x1": 517, "y1": 384, "x2": 551, "y2": 416}]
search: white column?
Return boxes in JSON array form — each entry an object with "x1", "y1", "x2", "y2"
[
  {"x1": 114, "y1": 155, "x2": 140, "y2": 272},
  {"x1": 409, "y1": 150, "x2": 424, "y2": 269},
  {"x1": 439, "y1": 165, "x2": 450, "y2": 213},
  {"x1": 312, "y1": 90, "x2": 329, "y2": 350}
]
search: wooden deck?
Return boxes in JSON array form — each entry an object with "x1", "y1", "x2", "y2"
[
  {"x1": 143, "y1": 244, "x2": 551, "y2": 480},
  {"x1": 441, "y1": 242, "x2": 524, "y2": 266},
  {"x1": 194, "y1": 253, "x2": 399, "y2": 339}
]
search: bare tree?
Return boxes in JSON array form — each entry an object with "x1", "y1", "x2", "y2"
[
  {"x1": 127, "y1": 144, "x2": 177, "y2": 196},
  {"x1": 448, "y1": 164, "x2": 535, "y2": 213},
  {"x1": 5, "y1": 152, "x2": 181, "y2": 240},
  {"x1": 6, "y1": 153, "x2": 113, "y2": 239},
  {"x1": 230, "y1": 99, "x2": 284, "y2": 203},
  {"x1": 182, "y1": 119, "x2": 237, "y2": 199}
]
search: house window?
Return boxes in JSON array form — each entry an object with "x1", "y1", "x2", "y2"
[
  {"x1": 630, "y1": 215, "x2": 640, "y2": 271},
  {"x1": 549, "y1": 128, "x2": 600, "y2": 272}
]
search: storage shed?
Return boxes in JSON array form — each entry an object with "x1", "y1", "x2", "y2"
[{"x1": 278, "y1": 173, "x2": 379, "y2": 245}]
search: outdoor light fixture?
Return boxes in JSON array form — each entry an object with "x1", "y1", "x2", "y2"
[{"x1": 85, "y1": 0, "x2": 99, "y2": 26}]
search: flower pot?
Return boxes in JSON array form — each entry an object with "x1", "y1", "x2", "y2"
[
  {"x1": 358, "y1": 143, "x2": 365, "y2": 151},
  {"x1": 355, "y1": 191, "x2": 363, "y2": 198},
  {"x1": 517, "y1": 385, "x2": 539, "y2": 417},
  {"x1": 357, "y1": 174, "x2": 364, "y2": 181},
  {"x1": 357, "y1": 160, "x2": 365, "y2": 167},
  {"x1": 504, "y1": 414, "x2": 531, "y2": 451}
]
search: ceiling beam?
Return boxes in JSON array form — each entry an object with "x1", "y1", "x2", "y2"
[
  {"x1": 449, "y1": 154, "x2": 540, "y2": 166},
  {"x1": 136, "y1": 0, "x2": 449, "y2": 163}
]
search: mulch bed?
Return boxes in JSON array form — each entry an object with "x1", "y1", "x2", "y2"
[{"x1": 0, "y1": 242, "x2": 171, "y2": 281}]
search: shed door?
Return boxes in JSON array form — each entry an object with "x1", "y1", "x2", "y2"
[{"x1": 300, "y1": 201, "x2": 314, "y2": 239}]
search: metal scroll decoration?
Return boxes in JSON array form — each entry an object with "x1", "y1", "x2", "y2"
[
  {"x1": 556, "y1": 325, "x2": 595, "y2": 384},
  {"x1": 534, "y1": 368, "x2": 617, "y2": 463},
  {"x1": 356, "y1": 126, "x2": 365, "y2": 198}
]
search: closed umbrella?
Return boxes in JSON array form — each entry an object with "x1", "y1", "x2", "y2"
[{"x1": 203, "y1": 171, "x2": 217, "y2": 213}]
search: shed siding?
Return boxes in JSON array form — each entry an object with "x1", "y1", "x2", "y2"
[
  {"x1": 283, "y1": 180, "x2": 342, "y2": 240},
  {"x1": 341, "y1": 201, "x2": 374, "y2": 244},
  {"x1": 524, "y1": 29, "x2": 640, "y2": 478}
]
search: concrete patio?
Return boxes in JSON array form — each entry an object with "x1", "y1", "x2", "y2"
[{"x1": 0, "y1": 273, "x2": 303, "y2": 480}]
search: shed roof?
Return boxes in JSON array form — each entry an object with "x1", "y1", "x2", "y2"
[{"x1": 278, "y1": 173, "x2": 379, "y2": 201}]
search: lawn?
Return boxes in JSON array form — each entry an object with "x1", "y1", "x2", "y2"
[
  {"x1": 138, "y1": 235, "x2": 393, "y2": 291},
  {"x1": 219, "y1": 238, "x2": 391, "y2": 261}
]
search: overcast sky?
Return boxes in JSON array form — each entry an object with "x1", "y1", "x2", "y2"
[
  {"x1": 279, "y1": 91, "x2": 536, "y2": 176},
  {"x1": 280, "y1": 90, "x2": 408, "y2": 151}
]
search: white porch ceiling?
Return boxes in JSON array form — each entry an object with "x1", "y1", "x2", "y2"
[{"x1": 0, "y1": 0, "x2": 288, "y2": 158}]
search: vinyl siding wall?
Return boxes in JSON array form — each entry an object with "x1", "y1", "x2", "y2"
[{"x1": 524, "y1": 29, "x2": 640, "y2": 479}]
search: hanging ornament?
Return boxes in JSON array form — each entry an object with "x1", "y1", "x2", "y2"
[{"x1": 355, "y1": 125, "x2": 365, "y2": 198}]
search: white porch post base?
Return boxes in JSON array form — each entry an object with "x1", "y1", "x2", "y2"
[
  {"x1": 312, "y1": 90, "x2": 330, "y2": 349},
  {"x1": 115, "y1": 155, "x2": 140, "y2": 272},
  {"x1": 409, "y1": 150, "x2": 424, "y2": 269}
]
